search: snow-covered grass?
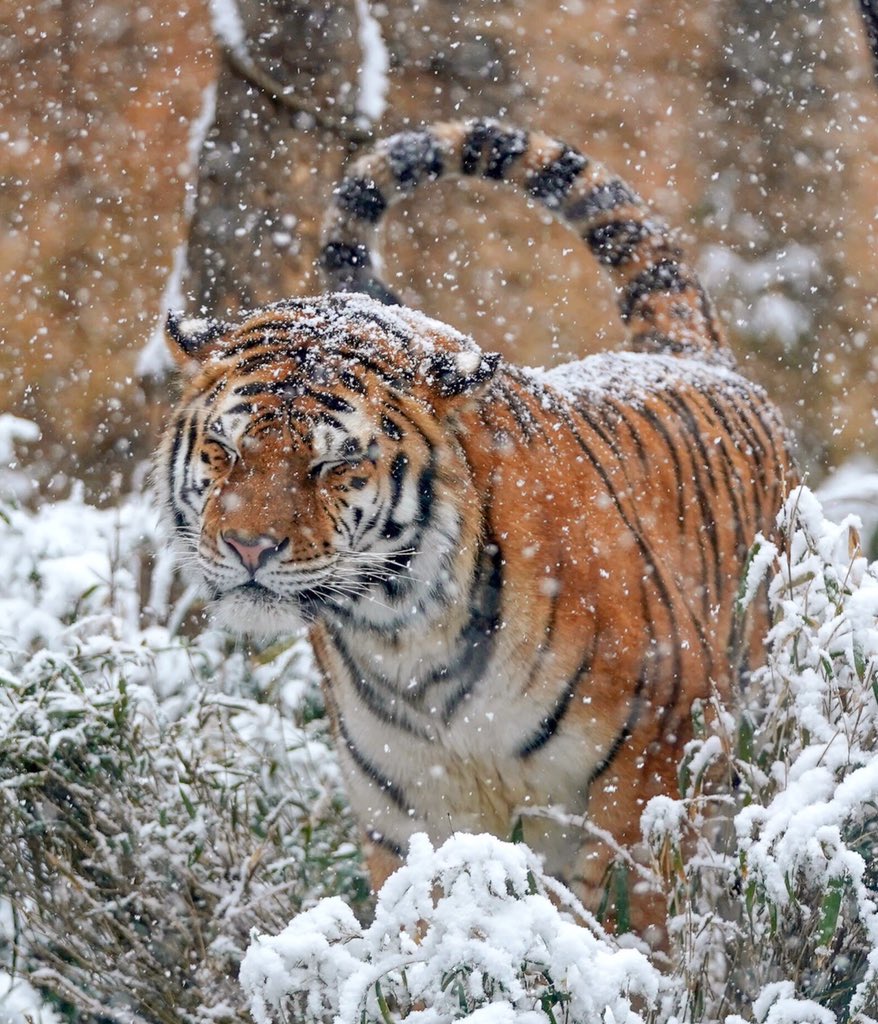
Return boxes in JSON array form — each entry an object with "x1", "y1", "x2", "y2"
[
  {"x1": 0, "y1": 417, "x2": 366, "y2": 1024},
  {"x1": 2, "y1": 412, "x2": 878, "y2": 1024},
  {"x1": 646, "y1": 487, "x2": 878, "y2": 1023},
  {"x1": 242, "y1": 832, "x2": 660, "y2": 1024}
]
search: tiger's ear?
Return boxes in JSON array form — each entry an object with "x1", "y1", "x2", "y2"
[
  {"x1": 418, "y1": 350, "x2": 501, "y2": 404},
  {"x1": 165, "y1": 311, "x2": 235, "y2": 366}
]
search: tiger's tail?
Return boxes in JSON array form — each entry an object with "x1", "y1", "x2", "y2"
[{"x1": 321, "y1": 119, "x2": 726, "y2": 359}]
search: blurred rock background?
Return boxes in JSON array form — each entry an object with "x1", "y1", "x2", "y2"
[{"x1": 2, "y1": 0, "x2": 877, "y2": 499}]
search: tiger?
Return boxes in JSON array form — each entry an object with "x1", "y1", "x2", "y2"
[{"x1": 157, "y1": 119, "x2": 796, "y2": 940}]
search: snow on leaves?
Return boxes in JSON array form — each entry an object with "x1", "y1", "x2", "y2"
[
  {"x1": 241, "y1": 831, "x2": 661, "y2": 1024},
  {"x1": 0, "y1": 439, "x2": 362, "y2": 1024},
  {"x1": 645, "y1": 485, "x2": 878, "y2": 1023}
]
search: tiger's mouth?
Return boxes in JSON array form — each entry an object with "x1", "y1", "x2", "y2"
[{"x1": 230, "y1": 579, "x2": 327, "y2": 621}]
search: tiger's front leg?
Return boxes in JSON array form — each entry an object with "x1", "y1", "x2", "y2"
[
  {"x1": 567, "y1": 737, "x2": 675, "y2": 946},
  {"x1": 363, "y1": 832, "x2": 404, "y2": 893}
]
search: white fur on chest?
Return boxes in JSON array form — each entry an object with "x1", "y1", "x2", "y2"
[{"x1": 326, "y1": 624, "x2": 604, "y2": 857}]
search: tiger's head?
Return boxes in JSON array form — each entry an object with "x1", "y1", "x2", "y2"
[{"x1": 157, "y1": 294, "x2": 499, "y2": 637}]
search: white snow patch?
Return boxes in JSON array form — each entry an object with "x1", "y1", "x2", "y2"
[
  {"x1": 353, "y1": 0, "x2": 388, "y2": 123},
  {"x1": 818, "y1": 456, "x2": 878, "y2": 554},
  {"x1": 750, "y1": 293, "x2": 810, "y2": 349},
  {"x1": 0, "y1": 971, "x2": 63, "y2": 1024},
  {"x1": 534, "y1": 349, "x2": 741, "y2": 407},
  {"x1": 0, "y1": 415, "x2": 40, "y2": 464},
  {"x1": 0, "y1": 415, "x2": 41, "y2": 502},
  {"x1": 208, "y1": 0, "x2": 247, "y2": 54},
  {"x1": 698, "y1": 243, "x2": 822, "y2": 295}
]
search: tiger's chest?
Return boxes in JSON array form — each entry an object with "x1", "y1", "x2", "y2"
[{"x1": 312, "y1": 618, "x2": 609, "y2": 847}]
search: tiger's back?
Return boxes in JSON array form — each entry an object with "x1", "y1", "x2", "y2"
[{"x1": 159, "y1": 120, "x2": 796, "y2": 940}]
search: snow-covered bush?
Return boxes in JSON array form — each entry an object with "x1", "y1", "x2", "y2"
[
  {"x1": 241, "y1": 831, "x2": 661, "y2": 1024},
  {"x1": 0, "y1": 442, "x2": 365, "y2": 1024},
  {"x1": 645, "y1": 486, "x2": 878, "y2": 1023}
]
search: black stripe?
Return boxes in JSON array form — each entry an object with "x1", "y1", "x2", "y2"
[
  {"x1": 329, "y1": 627, "x2": 434, "y2": 741},
  {"x1": 654, "y1": 393, "x2": 722, "y2": 591},
  {"x1": 234, "y1": 318, "x2": 303, "y2": 334},
  {"x1": 666, "y1": 389, "x2": 730, "y2": 471},
  {"x1": 338, "y1": 370, "x2": 368, "y2": 395},
  {"x1": 234, "y1": 351, "x2": 293, "y2": 375},
  {"x1": 387, "y1": 130, "x2": 444, "y2": 187},
  {"x1": 306, "y1": 389, "x2": 356, "y2": 414},
  {"x1": 367, "y1": 830, "x2": 405, "y2": 858},
  {"x1": 499, "y1": 371, "x2": 571, "y2": 451},
  {"x1": 497, "y1": 381, "x2": 538, "y2": 439},
  {"x1": 381, "y1": 414, "x2": 403, "y2": 440},
  {"x1": 337, "y1": 715, "x2": 411, "y2": 813},
  {"x1": 517, "y1": 635, "x2": 597, "y2": 760},
  {"x1": 606, "y1": 400, "x2": 651, "y2": 473},
  {"x1": 202, "y1": 377, "x2": 230, "y2": 407},
  {"x1": 557, "y1": 405, "x2": 682, "y2": 691},
  {"x1": 338, "y1": 355, "x2": 408, "y2": 389},
  {"x1": 518, "y1": 681, "x2": 578, "y2": 759},
  {"x1": 565, "y1": 179, "x2": 641, "y2": 222},
  {"x1": 697, "y1": 394, "x2": 750, "y2": 557},
  {"x1": 619, "y1": 259, "x2": 691, "y2": 322},
  {"x1": 388, "y1": 452, "x2": 408, "y2": 505},
  {"x1": 742, "y1": 393, "x2": 787, "y2": 489},
  {"x1": 527, "y1": 146, "x2": 588, "y2": 208},
  {"x1": 233, "y1": 319, "x2": 319, "y2": 339},
  {"x1": 586, "y1": 667, "x2": 648, "y2": 785},
  {"x1": 219, "y1": 335, "x2": 293, "y2": 362},
  {"x1": 379, "y1": 451, "x2": 436, "y2": 553},
  {"x1": 576, "y1": 404, "x2": 627, "y2": 463},
  {"x1": 232, "y1": 380, "x2": 288, "y2": 399},
  {"x1": 714, "y1": 393, "x2": 771, "y2": 514},
  {"x1": 459, "y1": 121, "x2": 528, "y2": 180},
  {"x1": 484, "y1": 127, "x2": 528, "y2": 180},
  {"x1": 176, "y1": 416, "x2": 202, "y2": 522},
  {"x1": 230, "y1": 380, "x2": 355, "y2": 411},
  {"x1": 440, "y1": 540, "x2": 505, "y2": 722},
  {"x1": 638, "y1": 405, "x2": 687, "y2": 529},
  {"x1": 573, "y1": 400, "x2": 689, "y2": 697},
  {"x1": 168, "y1": 419, "x2": 188, "y2": 530},
  {"x1": 334, "y1": 176, "x2": 387, "y2": 223},
  {"x1": 416, "y1": 459, "x2": 435, "y2": 526},
  {"x1": 584, "y1": 219, "x2": 653, "y2": 267},
  {"x1": 314, "y1": 411, "x2": 346, "y2": 430},
  {"x1": 223, "y1": 401, "x2": 258, "y2": 417},
  {"x1": 320, "y1": 240, "x2": 372, "y2": 271},
  {"x1": 381, "y1": 453, "x2": 409, "y2": 541},
  {"x1": 515, "y1": 566, "x2": 562, "y2": 703},
  {"x1": 461, "y1": 121, "x2": 491, "y2": 175}
]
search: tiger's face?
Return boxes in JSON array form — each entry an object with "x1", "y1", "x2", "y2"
[{"x1": 158, "y1": 298, "x2": 498, "y2": 637}]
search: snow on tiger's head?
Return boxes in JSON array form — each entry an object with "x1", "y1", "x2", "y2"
[{"x1": 157, "y1": 293, "x2": 499, "y2": 636}]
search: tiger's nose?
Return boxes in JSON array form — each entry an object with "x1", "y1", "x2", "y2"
[{"x1": 221, "y1": 530, "x2": 288, "y2": 572}]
